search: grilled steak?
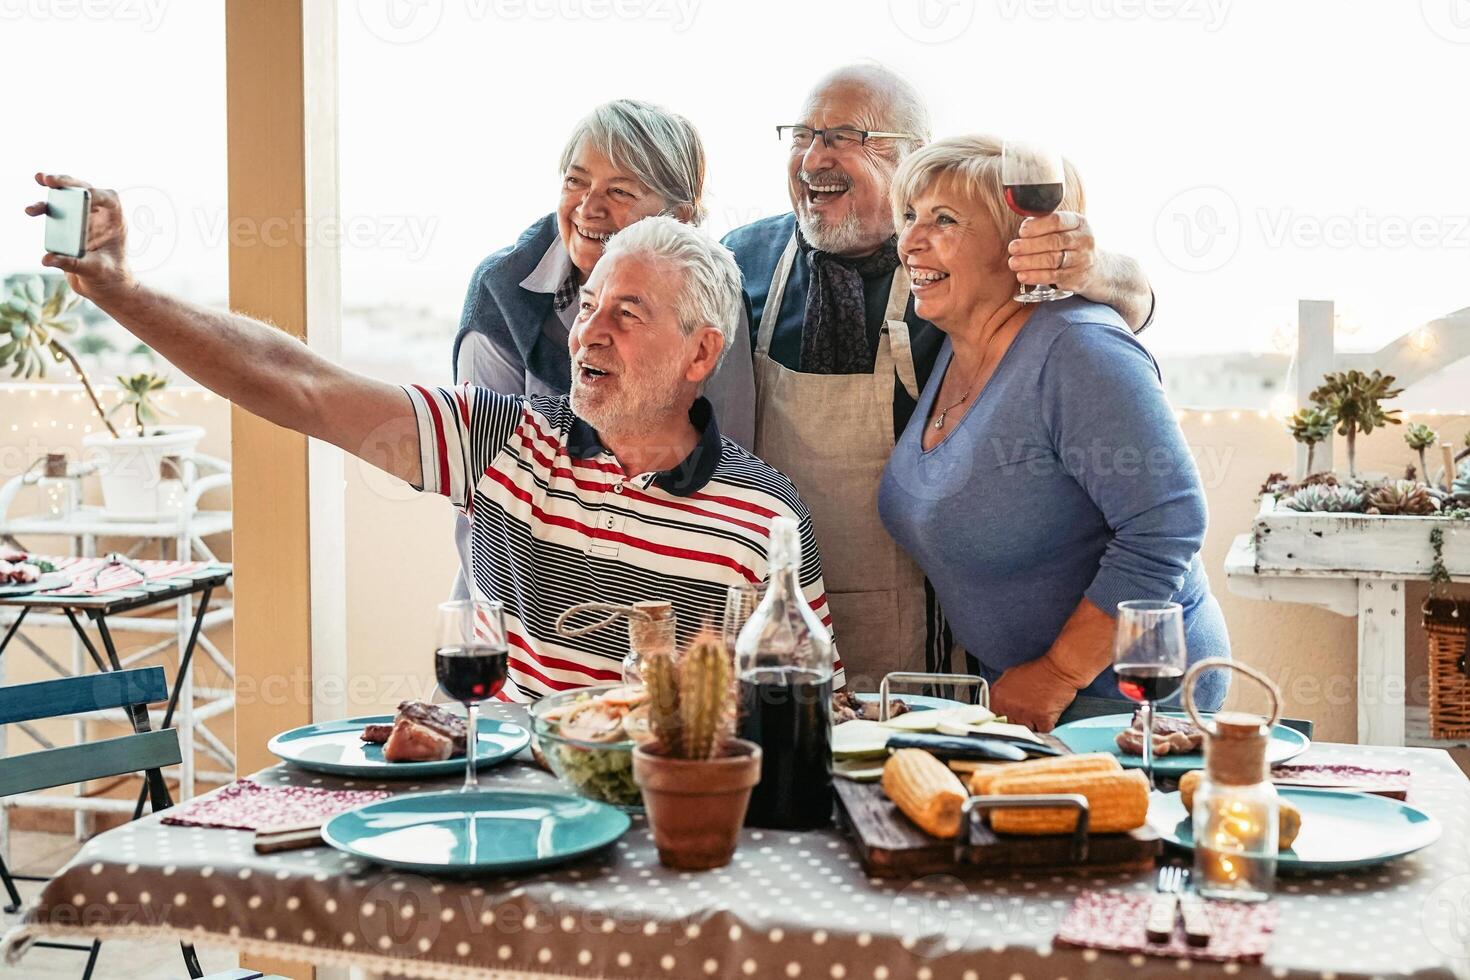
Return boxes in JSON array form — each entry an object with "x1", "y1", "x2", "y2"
[{"x1": 1115, "y1": 709, "x2": 1204, "y2": 756}]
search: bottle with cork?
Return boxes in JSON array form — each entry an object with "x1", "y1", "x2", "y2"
[{"x1": 1181, "y1": 659, "x2": 1282, "y2": 903}]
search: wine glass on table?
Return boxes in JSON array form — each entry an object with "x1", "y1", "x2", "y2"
[
  {"x1": 1001, "y1": 139, "x2": 1072, "y2": 304},
  {"x1": 722, "y1": 582, "x2": 766, "y2": 649},
  {"x1": 434, "y1": 599, "x2": 508, "y2": 793},
  {"x1": 1113, "y1": 600, "x2": 1187, "y2": 792}
]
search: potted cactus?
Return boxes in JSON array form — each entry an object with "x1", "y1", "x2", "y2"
[
  {"x1": 1287, "y1": 407, "x2": 1335, "y2": 477},
  {"x1": 1309, "y1": 369, "x2": 1403, "y2": 478},
  {"x1": 631, "y1": 631, "x2": 761, "y2": 870}
]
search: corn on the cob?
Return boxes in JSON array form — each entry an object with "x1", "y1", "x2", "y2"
[
  {"x1": 882, "y1": 749, "x2": 968, "y2": 839},
  {"x1": 989, "y1": 768, "x2": 1149, "y2": 835},
  {"x1": 967, "y1": 752, "x2": 1121, "y2": 796}
]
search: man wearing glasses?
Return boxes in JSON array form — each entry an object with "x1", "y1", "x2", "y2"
[{"x1": 722, "y1": 63, "x2": 1156, "y2": 691}]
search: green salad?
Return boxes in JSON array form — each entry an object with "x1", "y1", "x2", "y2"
[{"x1": 534, "y1": 685, "x2": 648, "y2": 809}]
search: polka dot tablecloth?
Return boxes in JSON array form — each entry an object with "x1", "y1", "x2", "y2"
[{"x1": 5, "y1": 706, "x2": 1468, "y2": 979}]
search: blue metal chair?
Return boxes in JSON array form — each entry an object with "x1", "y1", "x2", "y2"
[{"x1": 0, "y1": 666, "x2": 220, "y2": 979}]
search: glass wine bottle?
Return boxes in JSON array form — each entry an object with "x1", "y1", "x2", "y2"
[{"x1": 735, "y1": 517, "x2": 835, "y2": 829}]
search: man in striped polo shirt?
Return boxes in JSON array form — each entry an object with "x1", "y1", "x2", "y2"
[{"x1": 27, "y1": 174, "x2": 836, "y2": 700}]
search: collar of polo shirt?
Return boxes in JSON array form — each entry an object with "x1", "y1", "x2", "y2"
[{"x1": 566, "y1": 397, "x2": 724, "y2": 497}]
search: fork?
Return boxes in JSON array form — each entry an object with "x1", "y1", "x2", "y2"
[{"x1": 1146, "y1": 865, "x2": 1185, "y2": 943}]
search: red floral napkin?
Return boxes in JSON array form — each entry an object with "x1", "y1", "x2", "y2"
[
  {"x1": 1270, "y1": 763, "x2": 1411, "y2": 800},
  {"x1": 161, "y1": 779, "x2": 390, "y2": 831},
  {"x1": 1055, "y1": 889, "x2": 1277, "y2": 963}
]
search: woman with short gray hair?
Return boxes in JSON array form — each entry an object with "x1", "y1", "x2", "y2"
[{"x1": 449, "y1": 99, "x2": 756, "y2": 601}]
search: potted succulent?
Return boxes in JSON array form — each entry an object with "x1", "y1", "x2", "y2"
[
  {"x1": 1, "y1": 276, "x2": 203, "y2": 519},
  {"x1": 1286, "y1": 407, "x2": 1335, "y2": 477},
  {"x1": 1309, "y1": 369, "x2": 1403, "y2": 478},
  {"x1": 1404, "y1": 422, "x2": 1437, "y2": 483},
  {"x1": 631, "y1": 631, "x2": 761, "y2": 870}
]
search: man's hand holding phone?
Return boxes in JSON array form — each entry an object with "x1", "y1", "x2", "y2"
[{"x1": 27, "y1": 173, "x2": 135, "y2": 304}]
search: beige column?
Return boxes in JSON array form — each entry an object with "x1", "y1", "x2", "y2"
[{"x1": 226, "y1": 1, "x2": 344, "y2": 976}]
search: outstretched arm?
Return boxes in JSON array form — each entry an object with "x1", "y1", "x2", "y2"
[
  {"x1": 27, "y1": 173, "x2": 421, "y2": 488},
  {"x1": 1008, "y1": 212, "x2": 1155, "y2": 332}
]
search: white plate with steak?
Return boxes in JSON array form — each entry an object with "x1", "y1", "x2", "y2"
[
  {"x1": 268, "y1": 700, "x2": 530, "y2": 778},
  {"x1": 1052, "y1": 710, "x2": 1309, "y2": 776}
]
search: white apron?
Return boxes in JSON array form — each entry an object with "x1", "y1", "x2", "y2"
[{"x1": 753, "y1": 234, "x2": 930, "y2": 691}]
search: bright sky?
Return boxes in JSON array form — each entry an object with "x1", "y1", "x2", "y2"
[{"x1": 3, "y1": 0, "x2": 1469, "y2": 366}]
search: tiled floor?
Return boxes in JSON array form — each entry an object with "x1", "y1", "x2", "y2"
[{"x1": 3, "y1": 830, "x2": 240, "y2": 979}]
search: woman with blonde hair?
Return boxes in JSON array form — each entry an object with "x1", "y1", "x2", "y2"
[{"x1": 877, "y1": 135, "x2": 1229, "y2": 731}]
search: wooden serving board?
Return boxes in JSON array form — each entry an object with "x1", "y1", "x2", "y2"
[{"x1": 833, "y1": 761, "x2": 1160, "y2": 878}]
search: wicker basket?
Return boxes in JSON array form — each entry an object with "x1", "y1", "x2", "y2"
[{"x1": 1426, "y1": 597, "x2": 1470, "y2": 740}]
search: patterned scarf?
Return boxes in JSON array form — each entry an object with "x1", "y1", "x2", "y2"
[{"x1": 798, "y1": 233, "x2": 901, "y2": 375}]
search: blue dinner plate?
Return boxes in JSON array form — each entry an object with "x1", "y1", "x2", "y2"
[
  {"x1": 1151, "y1": 786, "x2": 1441, "y2": 873},
  {"x1": 1051, "y1": 712, "x2": 1309, "y2": 776},
  {"x1": 322, "y1": 789, "x2": 631, "y2": 874},
  {"x1": 268, "y1": 714, "x2": 530, "y2": 778}
]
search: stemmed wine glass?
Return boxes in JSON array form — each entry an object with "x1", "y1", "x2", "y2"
[
  {"x1": 434, "y1": 599, "x2": 508, "y2": 793},
  {"x1": 1001, "y1": 139, "x2": 1072, "y2": 304},
  {"x1": 1113, "y1": 600, "x2": 1187, "y2": 791}
]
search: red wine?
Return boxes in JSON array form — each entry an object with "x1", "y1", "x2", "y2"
[
  {"x1": 435, "y1": 644, "x2": 508, "y2": 703},
  {"x1": 1004, "y1": 182, "x2": 1064, "y2": 218},
  {"x1": 1116, "y1": 664, "x2": 1185, "y2": 703},
  {"x1": 737, "y1": 668, "x2": 833, "y2": 830}
]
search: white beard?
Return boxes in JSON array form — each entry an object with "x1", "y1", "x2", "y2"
[
  {"x1": 796, "y1": 205, "x2": 880, "y2": 255},
  {"x1": 570, "y1": 360, "x2": 688, "y2": 441}
]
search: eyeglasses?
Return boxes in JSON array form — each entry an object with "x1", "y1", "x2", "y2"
[{"x1": 776, "y1": 125, "x2": 917, "y2": 151}]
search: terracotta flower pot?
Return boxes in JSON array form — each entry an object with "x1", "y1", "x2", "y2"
[{"x1": 632, "y1": 739, "x2": 762, "y2": 870}]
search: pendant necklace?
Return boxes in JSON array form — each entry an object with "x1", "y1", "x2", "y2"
[{"x1": 932, "y1": 357, "x2": 989, "y2": 430}]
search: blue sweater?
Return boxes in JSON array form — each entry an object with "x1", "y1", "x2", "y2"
[{"x1": 877, "y1": 298, "x2": 1229, "y2": 705}]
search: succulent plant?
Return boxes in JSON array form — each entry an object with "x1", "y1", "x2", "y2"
[
  {"x1": 1405, "y1": 422, "x2": 1438, "y2": 482},
  {"x1": 642, "y1": 630, "x2": 735, "y2": 761},
  {"x1": 0, "y1": 275, "x2": 119, "y2": 437},
  {"x1": 107, "y1": 371, "x2": 173, "y2": 438},
  {"x1": 1366, "y1": 479, "x2": 1440, "y2": 516},
  {"x1": 1287, "y1": 407, "x2": 1335, "y2": 476},
  {"x1": 1281, "y1": 484, "x2": 1366, "y2": 513},
  {"x1": 1454, "y1": 461, "x2": 1470, "y2": 504},
  {"x1": 1310, "y1": 370, "x2": 1403, "y2": 478}
]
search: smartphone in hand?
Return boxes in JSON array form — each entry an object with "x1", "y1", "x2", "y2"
[{"x1": 43, "y1": 186, "x2": 90, "y2": 258}]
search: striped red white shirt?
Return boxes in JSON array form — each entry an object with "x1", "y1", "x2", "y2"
[{"x1": 402, "y1": 384, "x2": 839, "y2": 700}]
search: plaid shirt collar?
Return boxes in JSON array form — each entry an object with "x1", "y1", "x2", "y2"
[{"x1": 520, "y1": 237, "x2": 580, "y2": 313}]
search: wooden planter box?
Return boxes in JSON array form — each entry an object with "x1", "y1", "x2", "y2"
[{"x1": 1252, "y1": 496, "x2": 1470, "y2": 576}]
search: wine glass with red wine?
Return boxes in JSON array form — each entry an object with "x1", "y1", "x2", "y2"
[
  {"x1": 1001, "y1": 140, "x2": 1072, "y2": 304},
  {"x1": 434, "y1": 599, "x2": 508, "y2": 792},
  {"x1": 1113, "y1": 600, "x2": 1187, "y2": 791}
]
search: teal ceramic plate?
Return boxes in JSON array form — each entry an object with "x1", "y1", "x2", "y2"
[
  {"x1": 1051, "y1": 712, "x2": 1308, "y2": 775},
  {"x1": 0, "y1": 572, "x2": 71, "y2": 597},
  {"x1": 268, "y1": 714, "x2": 530, "y2": 778},
  {"x1": 1151, "y1": 786, "x2": 1441, "y2": 873},
  {"x1": 855, "y1": 693, "x2": 969, "y2": 713},
  {"x1": 322, "y1": 789, "x2": 630, "y2": 874}
]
